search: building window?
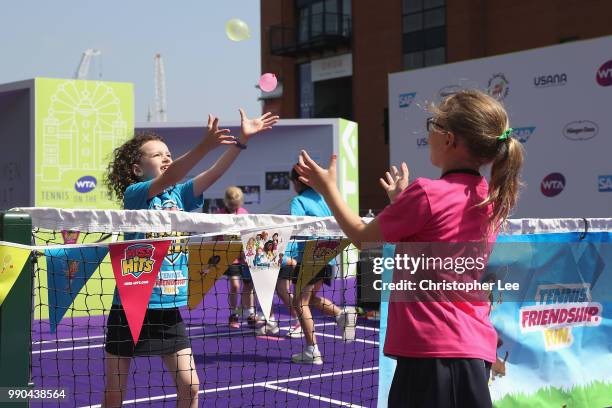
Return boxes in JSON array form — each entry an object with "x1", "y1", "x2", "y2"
[
  {"x1": 402, "y1": 0, "x2": 446, "y2": 70},
  {"x1": 296, "y1": 0, "x2": 352, "y2": 45}
]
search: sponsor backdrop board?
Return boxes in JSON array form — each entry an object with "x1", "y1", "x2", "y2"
[
  {"x1": 389, "y1": 35, "x2": 612, "y2": 218},
  {"x1": 137, "y1": 118, "x2": 359, "y2": 217}
]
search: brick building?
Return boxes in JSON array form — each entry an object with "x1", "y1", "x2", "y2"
[{"x1": 260, "y1": 0, "x2": 612, "y2": 214}]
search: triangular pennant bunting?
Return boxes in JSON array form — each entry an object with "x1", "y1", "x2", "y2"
[
  {"x1": 187, "y1": 241, "x2": 242, "y2": 309},
  {"x1": 241, "y1": 226, "x2": 293, "y2": 321},
  {"x1": 0, "y1": 245, "x2": 32, "y2": 306},
  {"x1": 45, "y1": 246, "x2": 109, "y2": 332},
  {"x1": 296, "y1": 238, "x2": 350, "y2": 299},
  {"x1": 109, "y1": 240, "x2": 171, "y2": 344}
]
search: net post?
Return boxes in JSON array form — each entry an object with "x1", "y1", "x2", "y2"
[{"x1": 0, "y1": 211, "x2": 33, "y2": 408}]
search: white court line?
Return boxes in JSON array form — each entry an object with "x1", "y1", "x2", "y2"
[
  {"x1": 80, "y1": 366, "x2": 379, "y2": 407},
  {"x1": 34, "y1": 322, "x2": 377, "y2": 352},
  {"x1": 32, "y1": 330, "x2": 252, "y2": 355},
  {"x1": 263, "y1": 384, "x2": 366, "y2": 408},
  {"x1": 32, "y1": 324, "x2": 211, "y2": 345}
]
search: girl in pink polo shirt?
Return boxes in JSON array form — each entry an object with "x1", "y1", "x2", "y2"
[{"x1": 294, "y1": 89, "x2": 524, "y2": 408}]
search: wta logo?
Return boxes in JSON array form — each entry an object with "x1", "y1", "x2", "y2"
[
  {"x1": 596, "y1": 60, "x2": 612, "y2": 87},
  {"x1": 520, "y1": 284, "x2": 602, "y2": 351},
  {"x1": 541, "y1": 173, "x2": 565, "y2": 197},
  {"x1": 122, "y1": 243, "x2": 156, "y2": 278}
]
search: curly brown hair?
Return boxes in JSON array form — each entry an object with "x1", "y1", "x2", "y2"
[{"x1": 104, "y1": 132, "x2": 165, "y2": 203}]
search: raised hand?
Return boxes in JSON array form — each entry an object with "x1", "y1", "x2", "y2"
[
  {"x1": 239, "y1": 109, "x2": 279, "y2": 140},
  {"x1": 379, "y1": 162, "x2": 409, "y2": 203},
  {"x1": 204, "y1": 114, "x2": 236, "y2": 148},
  {"x1": 294, "y1": 150, "x2": 337, "y2": 194}
]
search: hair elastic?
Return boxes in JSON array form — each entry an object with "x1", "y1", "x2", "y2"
[{"x1": 498, "y1": 128, "x2": 513, "y2": 141}]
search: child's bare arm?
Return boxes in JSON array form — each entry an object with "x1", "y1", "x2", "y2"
[
  {"x1": 192, "y1": 109, "x2": 279, "y2": 196},
  {"x1": 148, "y1": 115, "x2": 234, "y2": 198}
]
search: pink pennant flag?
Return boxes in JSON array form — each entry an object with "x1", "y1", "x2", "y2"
[{"x1": 109, "y1": 240, "x2": 171, "y2": 344}]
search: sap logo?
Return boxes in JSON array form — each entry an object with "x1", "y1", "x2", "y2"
[
  {"x1": 596, "y1": 60, "x2": 612, "y2": 87},
  {"x1": 512, "y1": 127, "x2": 536, "y2": 144},
  {"x1": 487, "y1": 73, "x2": 510, "y2": 101},
  {"x1": 74, "y1": 176, "x2": 97, "y2": 193},
  {"x1": 541, "y1": 173, "x2": 565, "y2": 197},
  {"x1": 416, "y1": 137, "x2": 429, "y2": 148},
  {"x1": 399, "y1": 92, "x2": 416, "y2": 108},
  {"x1": 563, "y1": 120, "x2": 598, "y2": 141},
  {"x1": 598, "y1": 175, "x2": 612, "y2": 192},
  {"x1": 534, "y1": 73, "x2": 567, "y2": 88}
]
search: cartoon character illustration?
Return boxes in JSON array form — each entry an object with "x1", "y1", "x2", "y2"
[
  {"x1": 264, "y1": 240, "x2": 276, "y2": 262},
  {"x1": 245, "y1": 238, "x2": 255, "y2": 257},
  {"x1": 277, "y1": 253, "x2": 284, "y2": 267},
  {"x1": 272, "y1": 233, "x2": 279, "y2": 250}
]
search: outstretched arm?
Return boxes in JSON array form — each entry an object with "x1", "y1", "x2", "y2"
[
  {"x1": 294, "y1": 151, "x2": 383, "y2": 249},
  {"x1": 192, "y1": 109, "x2": 279, "y2": 195},
  {"x1": 148, "y1": 114, "x2": 234, "y2": 198}
]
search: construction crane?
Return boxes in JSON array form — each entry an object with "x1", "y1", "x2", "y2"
[
  {"x1": 154, "y1": 54, "x2": 167, "y2": 122},
  {"x1": 74, "y1": 49, "x2": 101, "y2": 80}
]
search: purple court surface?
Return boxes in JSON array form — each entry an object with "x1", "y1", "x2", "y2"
[{"x1": 29, "y1": 277, "x2": 380, "y2": 407}]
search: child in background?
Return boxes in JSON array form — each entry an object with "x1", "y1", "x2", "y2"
[
  {"x1": 102, "y1": 109, "x2": 278, "y2": 408},
  {"x1": 294, "y1": 89, "x2": 523, "y2": 406},
  {"x1": 217, "y1": 186, "x2": 261, "y2": 329}
]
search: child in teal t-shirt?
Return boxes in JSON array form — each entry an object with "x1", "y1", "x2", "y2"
[{"x1": 102, "y1": 110, "x2": 278, "y2": 408}]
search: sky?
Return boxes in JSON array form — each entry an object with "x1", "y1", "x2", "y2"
[{"x1": 0, "y1": 0, "x2": 262, "y2": 124}]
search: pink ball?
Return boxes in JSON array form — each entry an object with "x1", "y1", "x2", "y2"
[{"x1": 259, "y1": 73, "x2": 278, "y2": 92}]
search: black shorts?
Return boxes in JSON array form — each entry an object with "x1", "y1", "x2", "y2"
[
  {"x1": 105, "y1": 305, "x2": 191, "y2": 357},
  {"x1": 223, "y1": 264, "x2": 252, "y2": 281},
  {"x1": 388, "y1": 357, "x2": 492, "y2": 408},
  {"x1": 278, "y1": 264, "x2": 333, "y2": 287}
]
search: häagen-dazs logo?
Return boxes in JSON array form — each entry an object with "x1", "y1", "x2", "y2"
[
  {"x1": 487, "y1": 73, "x2": 509, "y2": 101},
  {"x1": 541, "y1": 173, "x2": 565, "y2": 197},
  {"x1": 512, "y1": 127, "x2": 536, "y2": 144},
  {"x1": 437, "y1": 85, "x2": 462, "y2": 101},
  {"x1": 399, "y1": 92, "x2": 416, "y2": 108},
  {"x1": 563, "y1": 120, "x2": 599, "y2": 141},
  {"x1": 75, "y1": 176, "x2": 97, "y2": 193},
  {"x1": 534, "y1": 73, "x2": 567, "y2": 88},
  {"x1": 598, "y1": 175, "x2": 612, "y2": 192},
  {"x1": 596, "y1": 60, "x2": 612, "y2": 87}
]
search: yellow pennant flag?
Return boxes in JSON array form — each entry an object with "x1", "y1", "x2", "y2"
[
  {"x1": 187, "y1": 241, "x2": 243, "y2": 309},
  {"x1": 295, "y1": 238, "x2": 350, "y2": 299},
  {"x1": 0, "y1": 245, "x2": 32, "y2": 306}
]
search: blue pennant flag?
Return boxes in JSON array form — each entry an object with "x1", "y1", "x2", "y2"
[{"x1": 45, "y1": 247, "x2": 108, "y2": 333}]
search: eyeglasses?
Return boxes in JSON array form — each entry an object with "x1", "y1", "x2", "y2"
[{"x1": 426, "y1": 117, "x2": 448, "y2": 133}]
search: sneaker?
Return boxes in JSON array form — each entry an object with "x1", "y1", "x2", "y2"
[
  {"x1": 247, "y1": 313, "x2": 261, "y2": 328},
  {"x1": 256, "y1": 319, "x2": 279, "y2": 336},
  {"x1": 286, "y1": 323, "x2": 304, "y2": 338},
  {"x1": 228, "y1": 313, "x2": 240, "y2": 329},
  {"x1": 291, "y1": 349, "x2": 323, "y2": 365},
  {"x1": 337, "y1": 306, "x2": 357, "y2": 341}
]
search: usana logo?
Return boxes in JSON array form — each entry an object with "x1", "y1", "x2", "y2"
[
  {"x1": 487, "y1": 73, "x2": 510, "y2": 101},
  {"x1": 534, "y1": 73, "x2": 567, "y2": 88}
]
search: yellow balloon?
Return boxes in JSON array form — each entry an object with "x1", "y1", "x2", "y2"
[{"x1": 226, "y1": 18, "x2": 250, "y2": 42}]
